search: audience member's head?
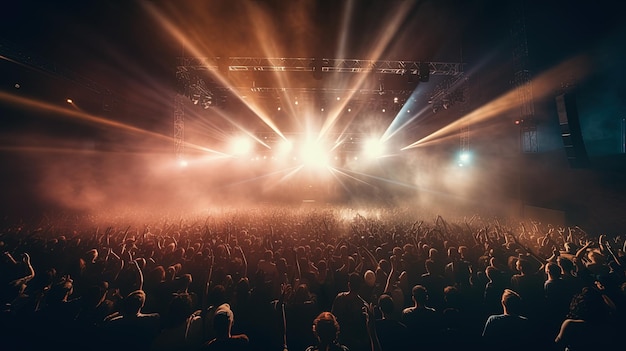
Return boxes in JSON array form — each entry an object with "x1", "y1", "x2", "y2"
[
  {"x1": 364, "y1": 270, "x2": 376, "y2": 288},
  {"x1": 347, "y1": 272, "x2": 362, "y2": 293},
  {"x1": 545, "y1": 262, "x2": 562, "y2": 279},
  {"x1": 378, "y1": 294, "x2": 394, "y2": 317},
  {"x1": 501, "y1": 289, "x2": 523, "y2": 316},
  {"x1": 412, "y1": 285, "x2": 428, "y2": 305},
  {"x1": 122, "y1": 290, "x2": 146, "y2": 316},
  {"x1": 312, "y1": 312, "x2": 340, "y2": 344},
  {"x1": 213, "y1": 303, "x2": 234, "y2": 337}
]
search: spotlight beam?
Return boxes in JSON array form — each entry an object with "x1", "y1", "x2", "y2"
[
  {"x1": 402, "y1": 55, "x2": 591, "y2": 150},
  {"x1": 336, "y1": 0, "x2": 356, "y2": 59},
  {"x1": 219, "y1": 165, "x2": 302, "y2": 189},
  {"x1": 0, "y1": 91, "x2": 227, "y2": 156},
  {"x1": 318, "y1": 0, "x2": 419, "y2": 142},
  {"x1": 143, "y1": 2, "x2": 287, "y2": 141},
  {"x1": 244, "y1": 1, "x2": 304, "y2": 132},
  {"x1": 336, "y1": 167, "x2": 418, "y2": 190}
]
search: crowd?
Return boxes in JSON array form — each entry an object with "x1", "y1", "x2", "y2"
[{"x1": 1, "y1": 205, "x2": 625, "y2": 351}]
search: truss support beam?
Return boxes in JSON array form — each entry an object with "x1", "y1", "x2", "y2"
[
  {"x1": 178, "y1": 57, "x2": 463, "y2": 76},
  {"x1": 174, "y1": 94, "x2": 185, "y2": 161},
  {"x1": 510, "y1": 0, "x2": 537, "y2": 153}
]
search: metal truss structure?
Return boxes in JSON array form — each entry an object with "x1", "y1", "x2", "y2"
[
  {"x1": 178, "y1": 57, "x2": 463, "y2": 76},
  {"x1": 428, "y1": 73, "x2": 468, "y2": 113},
  {"x1": 510, "y1": 0, "x2": 537, "y2": 153},
  {"x1": 175, "y1": 57, "x2": 465, "y2": 160},
  {"x1": 459, "y1": 76, "x2": 471, "y2": 157},
  {"x1": 174, "y1": 94, "x2": 185, "y2": 161},
  {"x1": 426, "y1": 72, "x2": 471, "y2": 157}
]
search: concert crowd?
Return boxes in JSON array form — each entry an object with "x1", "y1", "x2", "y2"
[{"x1": 1, "y1": 205, "x2": 624, "y2": 351}]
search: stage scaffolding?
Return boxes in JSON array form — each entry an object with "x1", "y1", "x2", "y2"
[{"x1": 174, "y1": 57, "x2": 464, "y2": 160}]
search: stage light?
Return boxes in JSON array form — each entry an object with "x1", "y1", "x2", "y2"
[
  {"x1": 300, "y1": 140, "x2": 330, "y2": 169},
  {"x1": 178, "y1": 159, "x2": 188, "y2": 167},
  {"x1": 276, "y1": 139, "x2": 293, "y2": 157},
  {"x1": 458, "y1": 151, "x2": 471, "y2": 167},
  {"x1": 229, "y1": 136, "x2": 253, "y2": 156},
  {"x1": 191, "y1": 93, "x2": 200, "y2": 105},
  {"x1": 66, "y1": 98, "x2": 73, "y2": 104},
  {"x1": 201, "y1": 95, "x2": 213, "y2": 109},
  {"x1": 363, "y1": 138, "x2": 385, "y2": 159}
]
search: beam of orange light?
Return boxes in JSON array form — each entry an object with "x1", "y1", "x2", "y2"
[
  {"x1": 402, "y1": 55, "x2": 591, "y2": 150},
  {"x1": 336, "y1": 167, "x2": 418, "y2": 189},
  {"x1": 319, "y1": 0, "x2": 418, "y2": 141},
  {"x1": 220, "y1": 166, "x2": 302, "y2": 189},
  {"x1": 0, "y1": 145, "x2": 170, "y2": 156},
  {"x1": 329, "y1": 168, "x2": 373, "y2": 187},
  {"x1": 243, "y1": 1, "x2": 303, "y2": 132},
  {"x1": 262, "y1": 166, "x2": 306, "y2": 192},
  {"x1": 143, "y1": 2, "x2": 287, "y2": 142},
  {"x1": 0, "y1": 146, "x2": 221, "y2": 165},
  {"x1": 336, "y1": 0, "x2": 355, "y2": 59},
  {"x1": 0, "y1": 91, "x2": 227, "y2": 156},
  {"x1": 207, "y1": 108, "x2": 271, "y2": 149}
]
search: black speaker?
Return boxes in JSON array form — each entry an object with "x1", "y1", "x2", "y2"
[
  {"x1": 419, "y1": 62, "x2": 430, "y2": 82},
  {"x1": 555, "y1": 92, "x2": 589, "y2": 168}
]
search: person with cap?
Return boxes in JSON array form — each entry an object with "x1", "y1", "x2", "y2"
[{"x1": 201, "y1": 303, "x2": 249, "y2": 351}]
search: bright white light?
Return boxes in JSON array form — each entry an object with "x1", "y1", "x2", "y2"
[
  {"x1": 458, "y1": 151, "x2": 471, "y2": 166},
  {"x1": 178, "y1": 159, "x2": 188, "y2": 167},
  {"x1": 300, "y1": 140, "x2": 330, "y2": 169},
  {"x1": 363, "y1": 138, "x2": 386, "y2": 158},
  {"x1": 230, "y1": 136, "x2": 254, "y2": 156},
  {"x1": 66, "y1": 99, "x2": 73, "y2": 104},
  {"x1": 276, "y1": 139, "x2": 293, "y2": 157}
]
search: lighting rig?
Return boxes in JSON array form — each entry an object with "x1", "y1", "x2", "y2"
[{"x1": 174, "y1": 57, "x2": 465, "y2": 161}]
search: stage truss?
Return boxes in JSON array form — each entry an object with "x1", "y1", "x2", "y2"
[{"x1": 174, "y1": 57, "x2": 465, "y2": 160}]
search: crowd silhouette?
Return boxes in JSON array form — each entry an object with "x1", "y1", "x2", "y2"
[{"x1": 1, "y1": 205, "x2": 624, "y2": 350}]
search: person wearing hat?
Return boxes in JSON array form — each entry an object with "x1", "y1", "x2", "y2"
[{"x1": 201, "y1": 303, "x2": 249, "y2": 351}]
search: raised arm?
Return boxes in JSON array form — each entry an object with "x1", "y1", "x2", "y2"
[{"x1": 9, "y1": 252, "x2": 35, "y2": 287}]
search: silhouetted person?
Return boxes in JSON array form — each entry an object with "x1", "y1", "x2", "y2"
[
  {"x1": 554, "y1": 286, "x2": 620, "y2": 350},
  {"x1": 306, "y1": 312, "x2": 349, "y2": 351},
  {"x1": 201, "y1": 303, "x2": 249, "y2": 351},
  {"x1": 481, "y1": 289, "x2": 533, "y2": 351},
  {"x1": 101, "y1": 289, "x2": 161, "y2": 351},
  {"x1": 402, "y1": 285, "x2": 440, "y2": 350},
  {"x1": 374, "y1": 294, "x2": 408, "y2": 351},
  {"x1": 332, "y1": 272, "x2": 369, "y2": 351}
]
